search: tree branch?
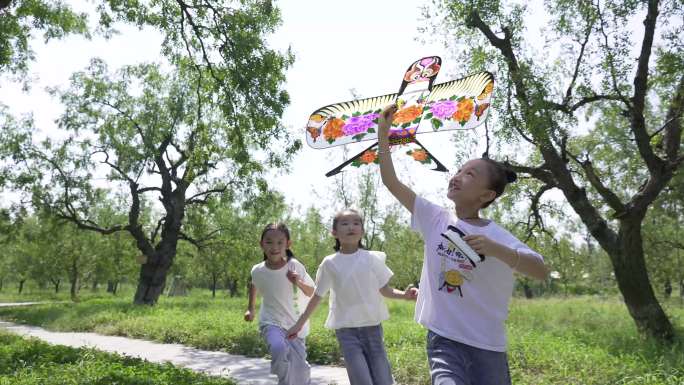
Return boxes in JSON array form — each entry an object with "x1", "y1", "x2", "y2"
[
  {"x1": 567, "y1": 151, "x2": 627, "y2": 215},
  {"x1": 521, "y1": 184, "x2": 555, "y2": 243},
  {"x1": 137, "y1": 186, "x2": 162, "y2": 194},
  {"x1": 185, "y1": 186, "x2": 228, "y2": 205},
  {"x1": 630, "y1": 0, "x2": 663, "y2": 174},
  {"x1": 549, "y1": 94, "x2": 625, "y2": 114},
  {"x1": 594, "y1": 0, "x2": 632, "y2": 108},
  {"x1": 95, "y1": 149, "x2": 137, "y2": 185},
  {"x1": 662, "y1": 75, "x2": 684, "y2": 162},
  {"x1": 563, "y1": 22, "x2": 594, "y2": 105},
  {"x1": 467, "y1": 9, "x2": 620, "y2": 253}
]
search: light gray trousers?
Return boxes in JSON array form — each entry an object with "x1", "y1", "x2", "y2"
[{"x1": 261, "y1": 324, "x2": 311, "y2": 385}]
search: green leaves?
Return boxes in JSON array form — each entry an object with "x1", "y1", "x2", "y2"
[{"x1": 0, "y1": 0, "x2": 89, "y2": 76}]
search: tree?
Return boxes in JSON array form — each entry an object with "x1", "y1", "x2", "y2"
[
  {"x1": 0, "y1": 208, "x2": 12, "y2": 291},
  {"x1": 289, "y1": 206, "x2": 332, "y2": 269},
  {"x1": 0, "y1": 0, "x2": 88, "y2": 77},
  {"x1": 380, "y1": 206, "x2": 423, "y2": 289},
  {"x1": 183, "y1": 204, "x2": 229, "y2": 298},
  {"x1": 642, "y1": 172, "x2": 684, "y2": 299},
  {"x1": 1, "y1": 1, "x2": 297, "y2": 305},
  {"x1": 429, "y1": 0, "x2": 683, "y2": 340}
]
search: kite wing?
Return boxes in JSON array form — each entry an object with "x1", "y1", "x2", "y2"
[
  {"x1": 305, "y1": 92, "x2": 397, "y2": 149},
  {"x1": 416, "y1": 71, "x2": 495, "y2": 134},
  {"x1": 305, "y1": 71, "x2": 494, "y2": 149}
]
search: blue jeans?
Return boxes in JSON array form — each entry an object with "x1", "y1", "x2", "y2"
[
  {"x1": 426, "y1": 330, "x2": 511, "y2": 385},
  {"x1": 335, "y1": 324, "x2": 394, "y2": 385}
]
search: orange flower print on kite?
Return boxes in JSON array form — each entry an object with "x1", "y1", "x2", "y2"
[
  {"x1": 392, "y1": 105, "x2": 424, "y2": 125},
  {"x1": 452, "y1": 98, "x2": 474, "y2": 125},
  {"x1": 351, "y1": 149, "x2": 380, "y2": 168},
  {"x1": 359, "y1": 150, "x2": 378, "y2": 164},
  {"x1": 323, "y1": 117, "x2": 345, "y2": 143},
  {"x1": 406, "y1": 148, "x2": 431, "y2": 165}
]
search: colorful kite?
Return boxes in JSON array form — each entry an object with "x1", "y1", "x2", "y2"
[{"x1": 305, "y1": 56, "x2": 494, "y2": 177}]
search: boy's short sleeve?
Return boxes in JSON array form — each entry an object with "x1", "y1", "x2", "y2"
[
  {"x1": 411, "y1": 196, "x2": 448, "y2": 237},
  {"x1": 314, "y1": 260, "x2": 332, "y2": 297},
  {"x1": 370, "y1": 251, "x2": 394, "y2": 289}
]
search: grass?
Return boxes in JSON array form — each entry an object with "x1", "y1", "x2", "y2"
[
  {"x1": 0, "y1": 283, "x2": 136, "y2": 303},
  {"x1": 0, "y1": 291, "x2": 683, "y2": 384},
  {"x1": 0, "y1": 329, "x2": 236, "y2": 385}
]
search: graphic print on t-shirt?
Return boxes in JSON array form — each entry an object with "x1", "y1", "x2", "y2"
[{"x1": 436, "y1": 225, "x2": 480, "y2": 297}]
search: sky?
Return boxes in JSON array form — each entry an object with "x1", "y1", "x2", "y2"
[{"x1": 2, "y1": 0, "x2": 487, "y2": 217}]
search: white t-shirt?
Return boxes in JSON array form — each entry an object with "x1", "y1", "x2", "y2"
[
  {"x1": 411, "y1": 196, "x2": 543, "y2": 352},
  {"x1": 251, "y1": 258, "x2": 315, "y2": 338},
  {"x1": 314, "y1": 250, "x2": 394, "y2": 329}
]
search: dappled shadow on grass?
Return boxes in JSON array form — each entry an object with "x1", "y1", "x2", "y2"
[
  {"x1": 508, "y1": 297, "x2": 684, "y2": 381},
  {"x1": 0, "y1": 299, "x2": 154, "y2": 331}
]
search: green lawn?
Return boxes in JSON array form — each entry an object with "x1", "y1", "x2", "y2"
[
  {"x1": 0, "y1": 291, "x2": 682, "y2": 385},
  {"x1": 0, "y1": 330, "x2": 236, "y2": 385}
]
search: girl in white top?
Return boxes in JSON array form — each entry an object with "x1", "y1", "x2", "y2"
[
  {"x1": 244, "y1": 223, "x2": 315, "y2": 385},
  {"x1": 287, "y1": 209, "x2": 418, "y2": 385},
  {"x1": 376, "y1": 104, "x2": 548, "y2": 385}
]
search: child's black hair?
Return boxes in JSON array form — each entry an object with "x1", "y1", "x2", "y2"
[
  {"x1": 480, "y1": 157, "x2": 517, "y2": 209},
  {"x1": 331, "y1": 209, "x2": 366, "y2": 252},
  {"x1": 260, "y1": 223, "x2": 295, "y2": 261}
]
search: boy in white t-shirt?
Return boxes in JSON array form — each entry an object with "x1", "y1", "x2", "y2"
[
  {"x1": 245, "y1": 223, "x2": 315, "y2": 385},
  {"x1": 287, "y1": 209, "x2": 418, "y2": 385},
  {"x1": 376, "y1": 105, "x2": 548, "y2": 385}
]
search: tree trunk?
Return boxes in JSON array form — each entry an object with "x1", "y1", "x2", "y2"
[
  {"x1": 664, "y1": 278, "x2": 672, "y2": 298},
  {"x1": 133, "y1": 257, "x2": 172, "y2": 305},
  {"x1": 130, "y1": 184, "x2": 184, "y2": 305},
  {"x1": 523, "y1": 281, "x2": 534, "y2": 299},
  {"x1": 53, "y1": 279, "x2": 60, "y2": 293},
  {"x1": 227, "y1": 278, "x2": 239, "y2": 297},
  {"x1": 107, "y1": 280, "x2": 119, "y2": 294},
  {"x1": 18, "y1": 279, "x2": 25, "y2": 294},
  {"x1": 91, "y1": 280, "x2": 98, "y2": 292},
  {"x1": 69, "y1": 260, "x2": 80, "y2": 302},
  {"x1": 69, "y1": 277, "x2": 79, "y2": 302},
  {"x1": 609, "y1": 219, "x2": 674, "y2": 341},
  {"x1": 211, "y1": 274, "x2": 217, "y2": 298}
]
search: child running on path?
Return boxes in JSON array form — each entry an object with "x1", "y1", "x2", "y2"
[
  {"x1": 287, "y1": 209, "x2": 418, "y2": 385},
  {"x1": 245, "y1": 223, "x2": 315, "y2": 385}
]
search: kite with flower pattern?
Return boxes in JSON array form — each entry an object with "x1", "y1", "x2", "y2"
[{"x1": 305, "y1": 56, "x2": 494, "y2": 177}]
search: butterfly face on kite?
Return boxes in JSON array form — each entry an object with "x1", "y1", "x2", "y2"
[{"x1": 305, "y1": 56, "x2": 494, "y2": 176}]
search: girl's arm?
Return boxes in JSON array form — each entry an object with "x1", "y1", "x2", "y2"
[
  {"x1": 286, "y1": 294, "x2": 322, "y2": 339},
  {"x1": 463, "y1": 235, "x2": 549, "y2": 281},
  {"x1": 244, "y1": 283, "x2": 257, "y2": 322},
  {"x1": 380, "y1": 284, "x2": 418, "y2": 301},
  {"x1": 499, "y1": 248, "x2": 548, "y2": 281},
  {"x1": 378, "y1": 104, "x2": 417, "y2": 213},
  {"x1": 296, "y1": 280, "x2": 315, "y2": 297},
  {"x1": 287, "y1": 270, "x2": 315, "y2": 297}
]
